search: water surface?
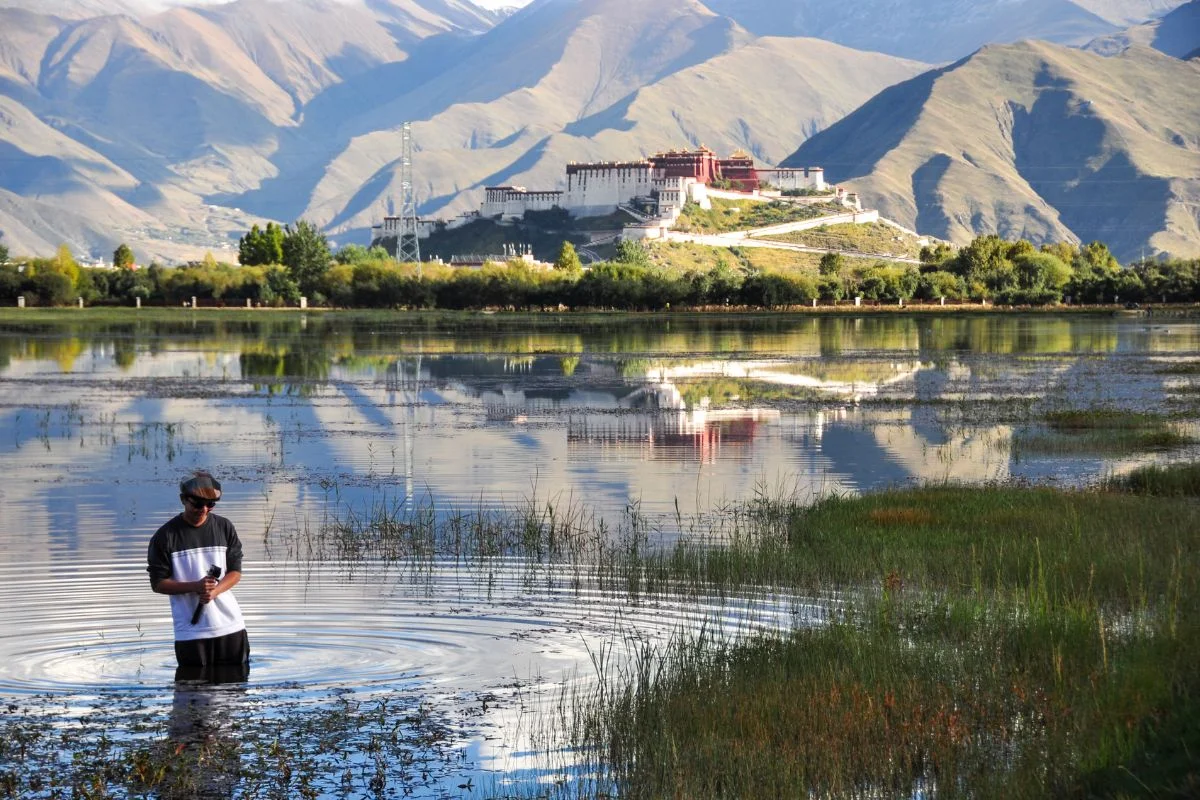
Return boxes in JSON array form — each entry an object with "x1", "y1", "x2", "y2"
[{"x1": 2, "y1": 311, "x2": 1198, "y2": 794}]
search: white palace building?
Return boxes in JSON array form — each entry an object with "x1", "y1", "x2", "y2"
[
  {"x1": 480, "y1": 147, "x2": 826, "y2": 222},
  {"x1": 373, "y1": 148, "x2": 828, "y2": 246}
]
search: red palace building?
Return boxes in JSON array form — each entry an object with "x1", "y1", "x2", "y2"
[{"x1": 647, "y1": 146, "x2": 760, "y2": 191}]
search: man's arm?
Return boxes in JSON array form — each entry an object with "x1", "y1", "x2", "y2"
[
  {"x1": 152, "y1": 571, "x2": 240, "y2": 602},
  {"x1": 151, "y1": 577, "x2": 206, "y2": 596}
]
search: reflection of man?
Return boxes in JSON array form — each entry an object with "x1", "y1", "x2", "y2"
[
  {"x1": 147, "y1": 471, "x2": 250, "y2": 680},
  {"x1": 159, "y1": 672, "x2": 246, "y2": 799}
]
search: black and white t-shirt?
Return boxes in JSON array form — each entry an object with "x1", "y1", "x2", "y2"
[{"x1": 147, "y1": 513, "x2": 246, "y2": 642}]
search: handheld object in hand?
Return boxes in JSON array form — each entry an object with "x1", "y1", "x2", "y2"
[{"x1": 190, "y1": 565, "x2": 223, "y2": 625}]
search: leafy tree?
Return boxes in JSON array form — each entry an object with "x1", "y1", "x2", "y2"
[
  {"x1": 818, "y1": 251, "x2": 844, "y2": 277},
  {"x1": 74, "y1": 269, "x2": 99, "y2": 303},
  {"x1": 818, "y1": 276, "x2": 844, "y2": 303},
  {"x1": 1013, "y1": 252, "x2": 1071, "y2": 301},
  {"x1": 0, "y1": 264, "x2": 21, "y2": 301},
  {"x1": 238, "y1": 222, "x2": 285, "y2": 266},
  {"x1": 1041, "y1": 241, "x2": 1078, "y2": 265},
  {"x1": 741, "y1": 271, "x2": 815, "y2": 308},
  {"x1": 0, "y1": 235, "x2": 8, "y2": 264},
  {"x1": 265, "y1": 266, "x2": 301, "y2": 306},
  {"x1": 1066, "y1": 241, "x2": 1121, "y2": 303},
  {"x1": 32, "y1": 268, "x2": 73, "y2": 306},
  {"x1": 112, "y1": 243, "x2": 135, "y2": 269},
  {"x1": 51, "y1": 244, "x2": 79, "y2": 286},
  {"x1": 146, "y1": 262, "x2": 165, "y2": 300},
  {"x1": 614, "y1": 239, "x2": 652, "y2": 269},
  {"x1": 919, "y1": 242, "x2": 954, "y2": 266},
  {"x1": 110, "y1": 263, "x2": 153, "y2": 302},
  {"x1": 335, "y1": 244, "x2": 371, "y2": 266},
  {"x1": 554, "y1": 241, "x2": 582, "y2": 273},
  {"x1": 1077, "y1": 241, "x2": 1119, "y2": 274},
  {"x1": 707, "y1": 261, "x2": 744, "y2": 304},
  {"x1": 918, "y1": 270, "x2": 965, "y2": 301},
  {"x1": 281, "y1": 220, "x2": 331, "y2": 298}
]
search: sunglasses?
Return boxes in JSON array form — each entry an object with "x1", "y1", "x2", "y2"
[{"x1": 183, "y1": 494, "x2": 219, "y2": 509}]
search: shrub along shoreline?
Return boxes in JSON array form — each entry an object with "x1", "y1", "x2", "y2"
[{"x1": 3, "y1": 230, "x2": 1199, "y2": 310}]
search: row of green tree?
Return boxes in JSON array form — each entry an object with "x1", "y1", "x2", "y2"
[{"x1": 2, "y1": 228, "x2": 1198, "y2": 310}]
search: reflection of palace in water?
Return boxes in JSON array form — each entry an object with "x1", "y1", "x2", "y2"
[
  {"x1": 568, "y1": 405, "x2": 780, "y2": 465},
  {"x1": 480, "y1": 357, "x2": 924, "y2": 465}
]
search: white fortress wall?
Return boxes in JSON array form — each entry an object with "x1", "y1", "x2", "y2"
[
  {"x1": 482, "y1": 186, "x2": 517, "y2": 218},
  {"x1": 759, "y1": 167, "x2": 826, "y2": 191},
  {"x1": 482, "y1": 187, "x2": 564, "y2": 220},
  {"x1": 706, "y1": 187, "x2": 769, "y2": 202},
  {"x1": 506, "y1": 190, "x2": 562, "y2": 218},
  {"x1": 565, "y1": 163, "x2": 653, "y2": 215},
  {"x1": 688, "y1": 181, "x2": 711, "y2": 210}
]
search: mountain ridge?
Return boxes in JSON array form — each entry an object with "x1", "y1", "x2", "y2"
[
  {"x1": 0, "y1": 0, "x2": 1193, "y2": 263},
  {"x1": 782, "y1": 39, "x2": 1200, "y2": 261}
]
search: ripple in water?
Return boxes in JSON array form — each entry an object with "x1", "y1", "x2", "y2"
[
  {"x1": 0, "y1": 559, "x2": 825, "y2": 694},
  {"x1": 0, "y1": 558, "x2": 828, "y2": 794}
]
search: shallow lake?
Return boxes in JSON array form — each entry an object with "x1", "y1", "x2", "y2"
[{"x1": 1, "y1": 310, "x2": 1198, "y2": 796}]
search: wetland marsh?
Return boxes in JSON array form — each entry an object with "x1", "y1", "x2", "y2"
[{"x1": 1, "y1": 310, "x2": 1198, "y2": 798}]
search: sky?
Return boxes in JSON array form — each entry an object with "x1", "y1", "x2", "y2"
[{"x1": 118, "y1": 0, "x2": 534, "y2": 8}]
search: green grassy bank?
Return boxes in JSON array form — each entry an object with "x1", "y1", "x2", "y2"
[{"x1": 576, "y1": 471, "x2": 1200, "y2": 798}]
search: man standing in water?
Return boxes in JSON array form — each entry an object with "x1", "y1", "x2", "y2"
[{"x1": 147, "y1": 471, "x2": 249, "y2": 680}]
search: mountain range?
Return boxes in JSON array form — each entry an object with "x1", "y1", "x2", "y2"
[
  {"x1": 0, "y1": 0, "x2": 1195, "y2": 264},
  {"x1": 782, "y1": 34, "x2": 1200, "y2": 261}
]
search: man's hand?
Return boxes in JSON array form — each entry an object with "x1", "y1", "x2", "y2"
[{"x1": 198, "y1": 576, "x2": 220, "y2": 603}]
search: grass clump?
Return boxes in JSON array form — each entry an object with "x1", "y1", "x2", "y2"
[
  {"x1": 576, "y1": 483, "x2": 1200, "y2": 799},
  {"x1": 1013, "y1": 409, "x2": 1193, "y2": 455},
  {"x1": 1104, "y1": 462, "x2": 1200, "y2": 496}
]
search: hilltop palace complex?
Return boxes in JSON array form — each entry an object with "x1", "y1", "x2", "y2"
[{"x1": 373, "y1": 147, "x2": 835, "y2": 247}]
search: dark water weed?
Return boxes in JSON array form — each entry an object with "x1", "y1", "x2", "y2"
[
  {"x1": 1155, "y1": 361, "x2": 1200, "y2": 375},
  {"x1": 1044, "y1": 409, "x2": 1174, "y2": 431}
]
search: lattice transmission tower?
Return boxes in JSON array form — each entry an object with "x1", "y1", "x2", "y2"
[{"x1": 396, "y1": 121, "x2": 421, "y2": 271}]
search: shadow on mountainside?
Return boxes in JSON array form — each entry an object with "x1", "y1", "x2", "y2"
[
  {"x1": 780, "y1": 64, "x2": 945, "y2": 182},
  {"x1": 1011, "y1": 80, "x2": 1171, "y2": 261},
  {"x1": 911, "y1": 153, "x2": 955, "y2": 240}
]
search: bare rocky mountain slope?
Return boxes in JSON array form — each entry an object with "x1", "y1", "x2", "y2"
[
  {"x1": 781, "y1": 40, "x2": 1200, "y2": 261},
  {"x1": 1085, "y1": 0, "x2": 1200, "y2": 58},
  {"x1": 0, "y1": 0, "x2": 499, "y2": 261},
  {"x1": 0, "y1": 0, "x2": 926, "y2": 261},
  {"x1": 0, "y1": 0, "x2": 1190, "y2": 263},
  {"x1": 698, "y1": 0, "x2": 1187, "y2": 62}
]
